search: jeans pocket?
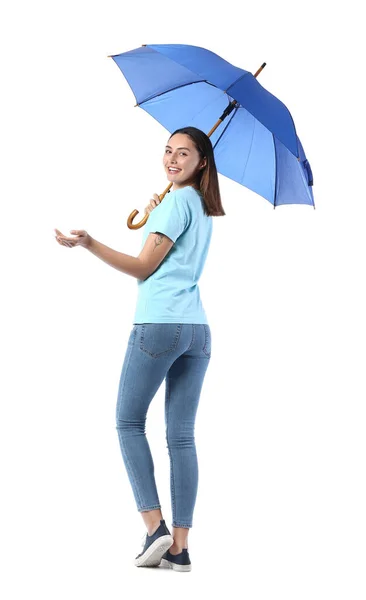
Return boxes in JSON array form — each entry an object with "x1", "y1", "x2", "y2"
[
  {"x1": 139, "y1": 323, "x2": 182, "y2": 358},
  {"x1": 202, "y1": 324, "x2": 211, "y2": 358}
]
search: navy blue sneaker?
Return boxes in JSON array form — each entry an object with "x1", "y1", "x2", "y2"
[
  {"x1": 134, "y1": 519, "x2": 174, "y2": 567},
  {"x1": 160, "y1": 548, "x2": 192, "y2": 572}
]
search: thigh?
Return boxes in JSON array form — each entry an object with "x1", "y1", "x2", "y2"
[
  {"x1": 165, "y1": 352, "x2": 211, "y2": 430},
  {"x1": 116, "y1": 324, "x2": 182, "y2": 422}
]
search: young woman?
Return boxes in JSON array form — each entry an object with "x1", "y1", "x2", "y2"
[{"x1": 54, "y1": 126, "x2": 225, "y2": 572}]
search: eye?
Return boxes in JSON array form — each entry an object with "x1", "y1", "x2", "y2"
[{"x1": 165, "y1": 150, "x2": 187, "y2": 156}]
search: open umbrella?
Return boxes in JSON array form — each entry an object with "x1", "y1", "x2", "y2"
[{"x1": 108, "y1": 44, "x2": 315, "y2": 228}]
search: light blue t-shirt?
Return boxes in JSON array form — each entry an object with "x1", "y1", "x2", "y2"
[{"x1": 133, "y1": 185, "x2": 213, "y2": 324}]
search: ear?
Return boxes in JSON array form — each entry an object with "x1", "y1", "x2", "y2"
[{"x1": 200, "y1": 157, "x2": 207, "y2": 169}]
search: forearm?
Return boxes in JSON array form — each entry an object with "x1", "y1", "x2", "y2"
[{"x1": 87, "y1": 237, "x2": 146, "y2": 280}]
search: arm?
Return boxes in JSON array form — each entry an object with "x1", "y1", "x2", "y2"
[
  {"x1": 86, "y1": 237, "x2": 146, "y2": 280},
  {"x1": 86, "y1": 231, "x2": 174, "y2": 281},
  {"x1": 138, "y1": 232, "x2": 174, "y2": 278}
]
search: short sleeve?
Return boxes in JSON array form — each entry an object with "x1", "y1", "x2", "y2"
[{"x1": 148, "y1": 189, "x2": 190, "y2": 243}]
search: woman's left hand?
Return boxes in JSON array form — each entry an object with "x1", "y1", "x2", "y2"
[{"x1": 54, "y1": 228, "x2": 91, "y2": 249}]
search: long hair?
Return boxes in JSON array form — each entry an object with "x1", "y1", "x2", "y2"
[{"x1": 169, "y1": 127, "x2": 225, "y2": 217}]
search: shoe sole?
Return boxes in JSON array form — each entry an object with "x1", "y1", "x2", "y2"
[
  {"x1": 160, "y1": 558, "x2": 192, "y2": 572},
  {"x1": 134, "y1": 535, "x2": 174, "y2": 567}
]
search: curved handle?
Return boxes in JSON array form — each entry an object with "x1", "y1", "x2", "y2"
[{"x1": 127, "y1": 182, "x2": 174, "y2": 229}]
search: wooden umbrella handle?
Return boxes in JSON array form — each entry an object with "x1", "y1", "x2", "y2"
[
  {"x1": 127, "y1": 62, "x2": 266, "y2": 229},
  {"x1": 127, "y1": 182, "x2": 173, "y2": 229}
]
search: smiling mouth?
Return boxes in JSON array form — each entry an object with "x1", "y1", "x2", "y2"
[{"x1": 167, "y1": 168, "x2": 181, "y2": 173}]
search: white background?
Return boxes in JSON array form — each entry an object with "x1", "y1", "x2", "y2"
[{"x1": 1, "y1": 1, "x2": 365, "y2": 598}]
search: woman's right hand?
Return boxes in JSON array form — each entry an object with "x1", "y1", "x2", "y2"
[{"x1": 144, "y1": 193, "x2": 161, "y2": 215}]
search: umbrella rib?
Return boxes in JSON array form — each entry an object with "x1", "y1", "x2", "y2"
[
  {"x1": 137, "y1": 80, "x2": 210, "y2": 106},
  {"x1": 190, "y1": 89, "x2": 233, "y2": 128},
  {"x1": 239, "y1": 116, "x2": 256, "y2": 185}
]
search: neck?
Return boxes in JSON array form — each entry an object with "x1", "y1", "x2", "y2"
[{"x1": 172, "y1": 182, "x2": 200, "y2": 192}]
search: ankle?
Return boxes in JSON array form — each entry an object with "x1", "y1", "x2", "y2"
[
  {"x1": 147, "y1": 520, "x2": 162, "y2": 536},
  {"x1": 170, "y1": 542, "x2": 188, "y2": 554}
]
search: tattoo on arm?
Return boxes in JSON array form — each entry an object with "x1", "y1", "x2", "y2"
[{"x1": 153, "y1": 234, "x2": 164, "y2": 251}]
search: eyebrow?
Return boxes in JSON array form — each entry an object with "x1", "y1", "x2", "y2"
[{"x1": 165, "y1": 145, "x2": 191, "y2": 151}]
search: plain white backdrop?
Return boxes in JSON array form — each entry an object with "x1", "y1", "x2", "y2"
[{"x1": 1, "y1": 1, "x2": 365, "y2": 598}]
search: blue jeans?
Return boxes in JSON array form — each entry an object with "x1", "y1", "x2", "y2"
[{"x1": 115, "y1": 323, "x2": 211, "y2": 528}]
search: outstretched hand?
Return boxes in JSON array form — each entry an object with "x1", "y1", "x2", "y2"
[{"x1": 54, "y1": 228, "x2": 91, "y2": 249}]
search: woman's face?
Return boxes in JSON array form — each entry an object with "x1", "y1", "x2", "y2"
[{"x1": 163, "y1": 133, "x2": 206, "y2": 191}]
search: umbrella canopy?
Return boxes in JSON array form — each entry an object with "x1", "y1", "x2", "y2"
[{"x1": 110, "y1": 44, "x2": 314, "y2": 208}]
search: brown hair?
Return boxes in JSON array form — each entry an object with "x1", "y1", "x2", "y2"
[{"x1": 169, "y1": 127, "x2": 225, "y2": 217}]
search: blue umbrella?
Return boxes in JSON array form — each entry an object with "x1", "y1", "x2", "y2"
[{"x1": 109, "y1": 43, "x2": 315, "y2": 228}]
